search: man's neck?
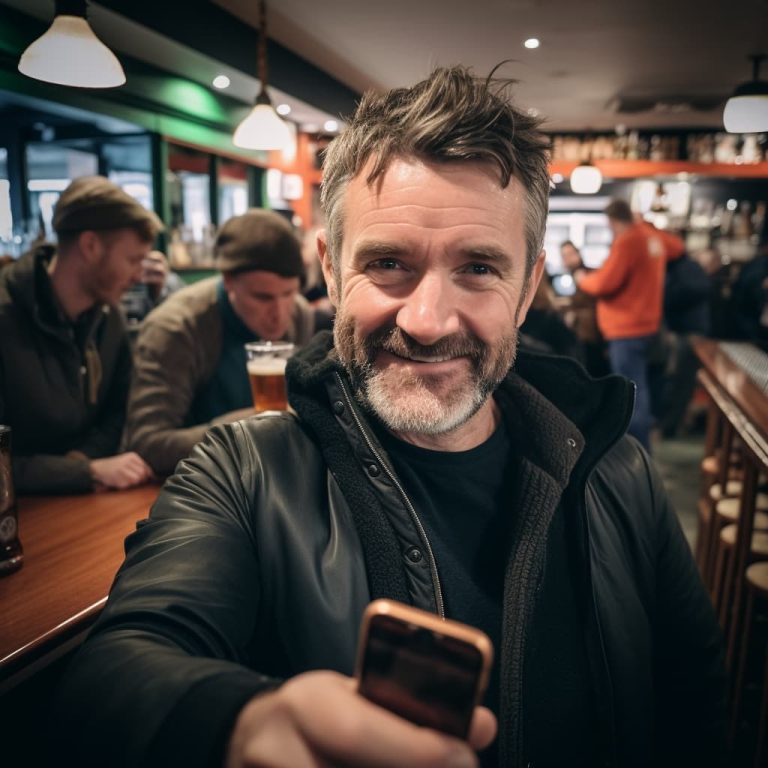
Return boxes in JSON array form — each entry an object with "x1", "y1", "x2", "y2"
[
  {"x1": 47, "y1": 254, "x2": 95, "y2": 322},
  {"x1": 390, "y1": 398, "x2": 501, "y2": 452}
]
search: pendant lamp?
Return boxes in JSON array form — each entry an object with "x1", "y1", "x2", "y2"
[
  {"x1": 233, "y1": 0, "x2": 292, "y2": 151},
  {"x1": 723, "y1": 54, "x2": 768, "y2": 134},
  {"x1": 570, "y1": 160, "x2": 602, "y2": 195},
  {"x1": 18, "y1": 0, "x2": 126, "y2": 88}
]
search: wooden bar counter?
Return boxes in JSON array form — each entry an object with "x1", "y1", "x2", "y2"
[
  {"x1": 692, "y1": 337, "x2": 768, "y2": 447},
  {"x1": 0, "y1": 484, "x2": 160, "y2": 693}
]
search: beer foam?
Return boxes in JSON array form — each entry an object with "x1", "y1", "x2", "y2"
[{"x1": 247, "y1": 357, "x2": 288, "y2": 376}]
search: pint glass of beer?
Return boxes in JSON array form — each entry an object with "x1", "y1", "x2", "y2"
[{"x1": 245, "y1": 341, "x2": 295, "y2": 413}]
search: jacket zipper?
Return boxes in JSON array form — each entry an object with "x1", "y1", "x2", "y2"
[{"x1": 334, "y1": 372, "x2": 446, "y2": 618}]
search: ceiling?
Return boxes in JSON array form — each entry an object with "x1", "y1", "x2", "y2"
[
  {"x1": 3, "y1": 0, "x2": 768, "y2": 135},
  {"x1": 217, "y1": 0, "x2": 768, "y2": 132}
]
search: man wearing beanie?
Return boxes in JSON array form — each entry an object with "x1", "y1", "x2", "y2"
[
  {"x1": 0, "y1": 175, "x2": 161, "y2": 493},
  {"x1": 124, "y1": 209, "x2": 316, "y2": 476}
]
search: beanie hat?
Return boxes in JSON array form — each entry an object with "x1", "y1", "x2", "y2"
[
  {"x1": 215, "y1": 209, "x2": 303, "y2": 277},
  {"x1": 52, "y1": 175, "x2": 164, "y2": 237}
]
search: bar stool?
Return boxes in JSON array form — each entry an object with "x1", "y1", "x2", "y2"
[
  {"x1": 730, "y1": 562, "x2": 768, "y2": 766},
  {"x1": 700, "y1": 480, "x2": 751, "y2": 588},
  {"x1": 712, "y1": 523, "x2": 768, "y2": 627},
  {"x1": 709, "y1": 494, "x2": 768, "y2": 593},
  {"x1": 697, "y1": 417, "x2": 742, "y2": 578}
]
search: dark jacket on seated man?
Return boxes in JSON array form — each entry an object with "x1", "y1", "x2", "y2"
[
  {"x1": 0, "y1": 245, "x2": 132, "y2": 492},
  {"x1": 55, "y1": 332, "x2": 726, "y2": 768},
  {"x1": 0, "y1": 175, "x2": 162, "y2": 494}
]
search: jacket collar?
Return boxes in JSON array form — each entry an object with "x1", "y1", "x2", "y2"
[{"x1": 4, "y1": 245, "x2": 107, "y2": 344}]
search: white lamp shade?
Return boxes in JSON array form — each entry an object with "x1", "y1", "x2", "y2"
[
  {"x1": 18, "y1": 15, "x2": 126, "y2": 88},
  {"x1": 233, "y1": 103, "x2": 292, "y2": 151},
  {"x1": 570, "y1": 164, "x2": 603, "y2": 195},
  {"x1": 723, "y1": 94, "x2": 768, "y2": 133}
]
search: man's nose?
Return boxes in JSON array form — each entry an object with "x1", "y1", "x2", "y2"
[{"x1": 395, "y1": 272, "x2": 460, "y2": 346}]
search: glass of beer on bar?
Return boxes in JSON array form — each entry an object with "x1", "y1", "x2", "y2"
[{"x1": 245, "y1": 341, "x2": 294, "y2": 413}]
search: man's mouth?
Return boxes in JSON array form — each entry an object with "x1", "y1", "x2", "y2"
[{"x1": 390, "y1": 352, "x2": 459, "y2": 363}]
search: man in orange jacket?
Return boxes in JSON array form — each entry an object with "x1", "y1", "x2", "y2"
[{"x1": 575, "y1": 199, "x2": 684, "y2": 450}]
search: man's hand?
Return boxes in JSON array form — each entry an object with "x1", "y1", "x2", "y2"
[
  {"x1": 141, "y1": 251, "x2": 170, "y2": 301},
  {"x1": 90, "y1": 452, "x2": 153, "y2": 490},
  {"x1": 226, "y1": 670, "x2": 497, "y2": 768}
]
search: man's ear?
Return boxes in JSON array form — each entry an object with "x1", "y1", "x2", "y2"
[
  {"x1": 516, "y1": 251, "x2": 547, "y2": 327},
  {"x1": 317, "y1": 229, "x2": 338, "y2": 307},
  {"x1": 77, "y1": 231, "x2": 101, "y2": 264}
]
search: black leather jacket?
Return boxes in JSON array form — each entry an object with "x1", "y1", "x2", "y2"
[{"x1": 55, "y1": 332, "x2": 726, "y2": 768}]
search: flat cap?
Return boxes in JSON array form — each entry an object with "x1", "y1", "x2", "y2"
[
  {"x1": 53, "y1": 175, "x2": 164, "y2": 237},
  {"x1": 215, "y1": 209, "x2": 303, "y2": 277}
]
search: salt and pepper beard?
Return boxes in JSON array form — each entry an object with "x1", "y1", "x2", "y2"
[{"x1": 333, "y1": 309, "x2": 519, "y2": 437}]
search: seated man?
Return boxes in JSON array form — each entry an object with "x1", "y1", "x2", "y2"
[
  {"x1": 56, "y1": 67, "x2": 725, "y2": 768},
  {"x1": 123, "y1": 209, "x2": 316, "y2": 476},
  {"x1": 0, "y1": 176, "x2": 159, "y2": 493}
]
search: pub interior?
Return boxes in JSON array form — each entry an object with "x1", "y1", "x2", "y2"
[{"x1": 1, "y1": 1, "x2": 767, "y2": 766}]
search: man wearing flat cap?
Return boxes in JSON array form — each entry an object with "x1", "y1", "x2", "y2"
[
  {"x1": 123, "y1": 209, "x2": 317, "y2": 476},
  {"x1": 0, "y1": 175, "x2": 162, "y2": 493}
]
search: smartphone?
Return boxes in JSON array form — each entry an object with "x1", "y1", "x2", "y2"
[{"x1": 355, "y1": 599, "x2": 493, "y2": 739}]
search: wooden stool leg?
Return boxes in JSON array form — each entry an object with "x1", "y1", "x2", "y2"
[
  {"x1": 714, "y1": 541, "x2": 732, "y2": 628},
  {"x1": 726, "y1": 463, "x2": 759, "y2": 672}
]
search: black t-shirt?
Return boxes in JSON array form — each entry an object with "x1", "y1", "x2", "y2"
[{"x1": 377, "y1": 419, "x2": 597, "y2": 768}]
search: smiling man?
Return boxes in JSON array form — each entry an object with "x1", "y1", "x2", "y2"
[
  {"x1": 0, "y1": 175, "x2": 160, "y2": 493},
  {"x1": 123, "y1": 209, "x2": 316, "y2": 475},
  {"x1": 56, "y1": 68, "x2": 726, "y2": 768}
]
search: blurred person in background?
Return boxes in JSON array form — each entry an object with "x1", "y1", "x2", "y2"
[
  {"x1": 123, "y1": 209, "x2": 318, "y2": 476},
  {"x1": 558, "y1": 240, "x2": 609, "y2": 377},
  {"x1": 658, "y1": 249, "x2": 712, "y2": 437},
  {"x1": 731, "y1": 219, "x2": 768, "y2": 346},
  {"x1": 519, "y1": 274, "x2": 583, "y2": 360},
  {"x1": 575, "y1": 200, "x2": 684, "y2": 450},
  {"x1": 0, "y1": 176, "x2": 160, "y2": 493}
]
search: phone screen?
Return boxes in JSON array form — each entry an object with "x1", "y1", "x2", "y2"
[{"x1": 358, "y1": 613, "x2": 485, "y2": 737}]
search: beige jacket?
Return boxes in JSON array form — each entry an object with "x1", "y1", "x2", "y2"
[{"x1": 123, "y1": 276, "x2": 315, "y2": 475}]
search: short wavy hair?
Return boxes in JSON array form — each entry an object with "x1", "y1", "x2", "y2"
[{"x1": 320, "y1": 65, "x2": 551, "y2": 281}]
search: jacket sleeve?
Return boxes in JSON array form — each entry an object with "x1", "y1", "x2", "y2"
[
  {"x1": 0, "y1": 353, "x2": 93, "y2": 493},
  {"x1": 53, "y1": 423, "x2": 281, "y2": 768},
  {"x1": 123, "y1": 318, "x2": 212, "y2": 476},
  {"x1": 642, "y1": 449, "x2": 728, "y2": 767},
  {"x1": 577, "y1": 238, "x2": 633, "y2": 298}
]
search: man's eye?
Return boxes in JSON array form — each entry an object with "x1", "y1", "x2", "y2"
[
  {"x1": 370, "y1": 258, "x2": 401, "y2": 270},
  {"x1": 464, "y1": 263, "x2": 495, "y2": 276}
]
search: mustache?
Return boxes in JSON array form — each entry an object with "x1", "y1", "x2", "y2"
[{"x1": 362, "y1": 326, "x2": 485, "y2": 363}]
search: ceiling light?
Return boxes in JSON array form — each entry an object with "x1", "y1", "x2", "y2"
[
  {"x1": 323, "y1": 119, "x2": 339, "y2": 133},
  {"x1": 233, "y1": 0, "x2": 291, "y2": 151},
  {"x1": 723, "y1": 54, "x2": 768, "y2": 133},
  {"x1": 570, "y1": 161, "x2": 602, "y2": 195},
  {"x1": 212, "y1": 74, "x2": 230, "y2": 89},
  {"x1": 18, "y1": 0, "x2": 125, "y2": 88},
  {"x1": 276, "y1": 103, "x2": 291, "y2": 116},
  {"x1": 524, "y1": 38, "x2": 540, "y2": 49}
]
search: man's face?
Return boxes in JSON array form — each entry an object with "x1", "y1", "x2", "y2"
[
  {"x1": 319, "y1": 158, "x2": 544, "y2": 439},
  {"x1": 85, "y1": 228, "x2": 151, "y2": 306},
  {"x1": 223, "y1": 270, "x2": 300, "y2": 340}
]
